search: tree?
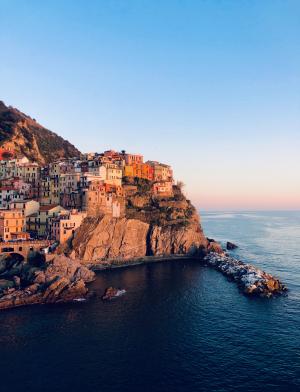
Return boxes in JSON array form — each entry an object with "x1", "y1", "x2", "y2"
[{"x1": 177, "y1": 180, "x2": 185, "y2": 190}]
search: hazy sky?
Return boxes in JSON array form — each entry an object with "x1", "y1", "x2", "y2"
[{"x1": 1, "y1": 0, "x2": 299, "y2": 210}]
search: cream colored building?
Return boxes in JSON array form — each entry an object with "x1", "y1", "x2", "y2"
[
  {"x1": 59, "y1": 173, "x2": 81, "y2": 193},
  {"x1": 17, "y1": 162, "x2": 40, "y2": 184},
  {"x1": 104, "y1": 163, "x2": 122, "y2": 186},
  {"x1": 9, "y1": 200, "x2": 40, "y2": 217},
  {"x1": 50, "y1": 210, "x2": 86, "y2": 244},
  {"x1": 27, "y1": 204, "x2": 67, "y2": 238}
]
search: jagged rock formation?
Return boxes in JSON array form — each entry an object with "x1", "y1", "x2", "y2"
[
  {"x1": 0, "y1": 100, "x2": 80, "y2": 164},
  {"x1": 64, "y1": 183, "x2": 211, "y2": 263},
  {"x1": 0, "y1": 253, "x2": 95, "y2": 310}
]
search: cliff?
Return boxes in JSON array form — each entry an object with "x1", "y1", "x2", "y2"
[
  {"x1": 64, "y1": 181, "x2": 218, "y2": 263},
  {"x1": 0, "y1": 100, "x2": 80, "y2": 164}
]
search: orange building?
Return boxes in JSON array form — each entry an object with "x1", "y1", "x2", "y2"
[
  {"x1": 0, "y1": 209, "x2": 26, "y2": 241},
  {"x1": 124, "y1": 163, "x2": 154, "y2": 181}
]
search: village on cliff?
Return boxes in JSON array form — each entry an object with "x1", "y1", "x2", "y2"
[{"x1": 0, "y1": 147, "x2": 174, "y2": 254}]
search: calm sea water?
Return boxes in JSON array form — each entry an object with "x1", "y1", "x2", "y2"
[{"x1": 0, "y1": 211, "x2": 299, "y2": 392}]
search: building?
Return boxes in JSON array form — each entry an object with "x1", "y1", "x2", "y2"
[
  {"x1": 50, "y1": 210, "x2": 86, "y2": 244},
  {"x1": 82, "y1": 180, "x2": 124, "y2": 217},
  {"x1": 59, "y1": 173, "x2": 81, "y2": 193},
  {"x1": 123, "y1": 163, "x2": 154, "y2": 181},
  {"x1": 17, "y1": 162, "x2": 40, "y2": 184},
  {"x1": 146, "y1": 161, "x2": 173, "y2": 181},
  {"x1": 0, "y1": 187, "x2": 24, "y2": 208},
  {"x1": 0, "y1": 209, "x2": 26, "y2": 241},
  {"x1": 9, "y1": 200, "x2": 40, "y2": 217},
  {"x1": 27, "y1": 204, "x2": 67, "y2": 238},
  {"x1": 152, "y1": 181, "x2": 173, "y2": 197},
  {"x1": 124, "y1": 153, "x2": 144, "y2": 165}
]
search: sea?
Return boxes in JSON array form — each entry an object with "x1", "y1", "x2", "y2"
[{"x1": 0, "y1": 211, "x2": 299, "y2": 392}]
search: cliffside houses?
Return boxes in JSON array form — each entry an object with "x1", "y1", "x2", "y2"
[{"x1": 0, "y1": 149, "x2": 175, "y2": 244}]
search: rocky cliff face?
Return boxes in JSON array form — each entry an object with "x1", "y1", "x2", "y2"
[
  {"x1": 65, "y1": 182, "x2": 211, "y2": 263},
  {"x1": 0, "y1": 100, "x2": 80, "y2": 164}
]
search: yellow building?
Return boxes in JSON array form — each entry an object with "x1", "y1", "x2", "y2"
[{"x1": 0, "y1": 209, "x2": 26, "y2": 241}]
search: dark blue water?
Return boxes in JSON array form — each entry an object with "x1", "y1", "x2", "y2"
[{"x1": 0, "y1": 211, "x2": 299, "y2": 392}]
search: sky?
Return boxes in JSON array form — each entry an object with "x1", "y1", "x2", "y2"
[{"x1": 0, "y1": 0, "x2": 299, "y2": 210}]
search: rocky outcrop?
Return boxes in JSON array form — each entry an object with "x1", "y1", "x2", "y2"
[
  {"x1": 0, "y1": 254, "x2": 95, "y2": 310},
  {"x1": 63, "y1": 182, "x2": 209, "y2": 263},
  {"x1": 207, "y1": 238, "x2": 224, "y2": 254},
  {"x1": 69, "y1": 216, "x2": 150, "y2": 261},
  {"x1": 0, "y1": 100, "x2": 80, "y2": 164},
  {"x1": 102, "y1": 287, "x2": 126, "y2": 300},
  {"x1": 203, "y1": 252, "x2": 287, "y2": 297},
  {"x1": 149, "y1": 224, "x2": 207, "y2": 256},
  {"x1": 66, "y1": 210, "x2": 208, "y2": 263},
  {"x1": 227, "y1": 241, "x2": 238, "y2": 250}
]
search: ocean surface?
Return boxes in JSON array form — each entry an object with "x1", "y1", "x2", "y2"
[{"x1": 0, "y1": 211, "x2": 299, "y2": 392}]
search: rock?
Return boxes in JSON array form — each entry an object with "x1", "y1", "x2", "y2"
[
  {"x1": 0, "y1": 254, "x2": 96, "y2": 310},
  {"x1": 102, "y1": 287, "x2": 126, "y2": 300},
  {"x1": 227, "y1": 241, "x2": 238, "y2": 250},
  {"x1": 0, "y1": 279, "x2": 15, "y2": 292},
  {"x1": 44, "y1": 255, "x2": 95, "y2": 283},
  {"x1": 60, "y1": 184, "x2": 211, "y2": 263},
  {"x1": 33, "y1": 270, "x2": 46, "y2": 285},
  {"x1": 207, "y1": 239, "x2": 224, "y2": 254},
  {"x1": 69, "y1": 216, "x2": 150, "y2": 261},
  {"x1": 13, "y1": 276, "x2": 21, "y2": 288},
  {"x1": 67, "y1": 215, "x2": 208, "y2": 263},
  {"x1": 150, "y1": 224, "x2": 207, "y2": 256},
  {"x1": 0, "y1": 254, "x2": 24, "y2": 278},
  {"x1": 102, "y1": 287, "x2": 118, "y2": 300},
  {"x1": 25, "y1": 283, "x2": 40, "y2": 295},
  {"x1": 203, "y1": 252, "x2": 287, "y2": 298}
]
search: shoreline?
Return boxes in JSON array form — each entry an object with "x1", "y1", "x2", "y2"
[
  {"x1": 87, "y1": 252, "x2": 287, "y2": 298},
  {"x1": 88, "y1": 254, "x2": 195, "y2": 271}
]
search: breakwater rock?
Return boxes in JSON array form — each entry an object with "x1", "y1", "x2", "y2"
[
  {"x1": 0, "y1": 254, "x2": 95, "y2": 310},
  {"x1": 203, "y1": 252, "x2": 287, "y2": 297}
]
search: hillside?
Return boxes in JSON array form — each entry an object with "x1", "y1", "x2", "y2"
[{"x1": 0, "y1": 101, "x2": 80, "y2": 164}]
